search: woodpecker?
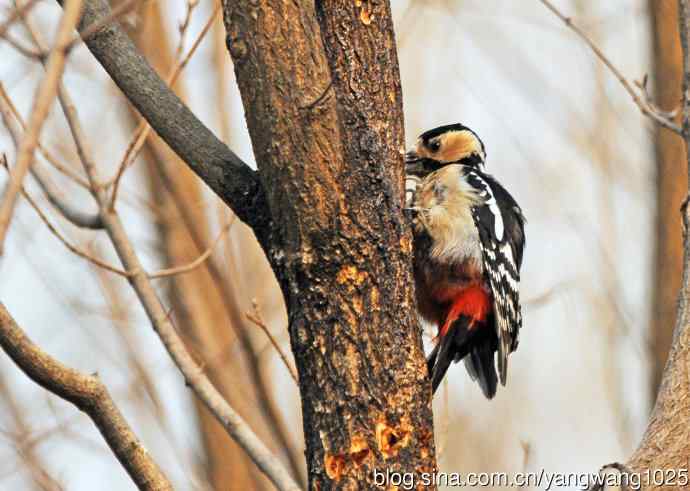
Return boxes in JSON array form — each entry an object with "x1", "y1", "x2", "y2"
[{"x1": 406, "y1": 123, "x2": 526, "y2": 399}]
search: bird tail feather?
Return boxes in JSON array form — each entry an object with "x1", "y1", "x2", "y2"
[
  {"x1": 463, "y1": 340, "x2": 498, "y2": 399},
  {"x1": 428, "y1": 316, "x2": 471, "y2": 394}
]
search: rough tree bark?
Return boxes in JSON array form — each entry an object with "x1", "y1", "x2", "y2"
[
  {"x1": 648, "y1": 0, "x2": 687, "y2": 396},
  {"x1": 222, "y1": 1, "x2": 435, "y2": 488}
]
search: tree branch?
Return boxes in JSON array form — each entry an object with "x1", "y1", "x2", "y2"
[
  {"x1": 109, "y1": 2, "x2": 220, "y2": 210},
  {"x1": 53, "y1": 0, "x2": 272, "y2": 247},
  {"x1": 0, "y1": 87, "x2": 103, "y2": 229},
  {"x1": 148, "y1": 216, "x2": 233, "y2": 279},
  {"x1": 0, "y1": 303, "x2": 173, "y2": 490},
  {"x1": 0, "y1": 0, "x2": 39, "y2": 39},
  {"x1": 0, "y1": 74, "x2": 90, "y2": 190},
  {"x1": 0, "y1": 0, "x2": 83, "y2": 254},
  {"x1": 53, "y1": 74, "x2": 301, "y2": 491},
  {"x1": 538, "y1": 0, "x2": 683, "y2": 134},
  {"x1": 609, "y1": 1, "x2": 690, "y2": 488}
]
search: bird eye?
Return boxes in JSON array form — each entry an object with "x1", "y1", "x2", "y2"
[{"x1": 429, "y1": 140, "x2": 441, "y2": 152}]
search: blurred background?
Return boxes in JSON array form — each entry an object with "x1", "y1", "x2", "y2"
[{"x1": 0, "y1": 0, "x2": 682, "y2": 489}]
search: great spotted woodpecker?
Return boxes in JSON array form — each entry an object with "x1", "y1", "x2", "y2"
[{"x1": 406, "y1": 123, "x2": 526, "y2": 399}]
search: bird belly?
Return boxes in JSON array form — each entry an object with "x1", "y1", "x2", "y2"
[
  {"x1": 411, "y1": 165, "x2": 487, "y2": 325},
  {"x1": 413, "y1": 238, "x2": 486, "y2": 327}
]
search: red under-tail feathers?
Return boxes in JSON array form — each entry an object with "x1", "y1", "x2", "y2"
[
  {"x1": 438, "y1": 284, "x2": 491, "y2": 338},
  {"x1": 428, "y1": 285, "x2": 499, "y2": 398}
]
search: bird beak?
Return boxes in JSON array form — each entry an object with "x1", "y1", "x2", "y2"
[{"x1": 405, "y1": 149, "x2": 425, "y2": 177}]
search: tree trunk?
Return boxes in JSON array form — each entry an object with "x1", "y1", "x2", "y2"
[
  {"x1": 648, "y1": 0, "x2": 687, "y2": 396},
  {"x1": 627, "y1": 1, "x2": 690, "y2": 484},
  {"x1": 221, "y1": 1, "x2": 436, "y2": 488}
]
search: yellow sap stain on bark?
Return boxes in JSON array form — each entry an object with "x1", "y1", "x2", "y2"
[
  {"x1": 400, "y1": 235, "x2": 412, "y2": 254},
  {"x1": 352, "y1": 296, "x2": 363, "y2": 315},
  {"x1": 354, "y1": 0, "x2": 372, "y2": 25},
  {"x1": 370, "y1": 286, "x2": 379, "y2": 306},
  {"x1": 376, "y1": 418, "x2": 412, "y2": 459},
  {"x1": 345, "y1": 342, "x2": 360, "y2": 391},
  {"x1": 324, "y1": 453, "x2": 345, "y2": 481},
  {"x1": 336, "y1": 265, "x2": 367, "y2": 287},
  {"x1": 349, "y1": 435, "x2": 370, "y2": 467}
]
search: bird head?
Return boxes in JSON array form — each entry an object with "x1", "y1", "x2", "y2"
[{"x1": 405, "y1": 123, "x2": 486, "y2": 178}]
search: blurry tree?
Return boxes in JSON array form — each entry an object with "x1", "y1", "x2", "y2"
[
  {"x1": 129, "y1": 2, "x2": 274, "y2": 488},
  {"x1": 648, "y1": 0, "x2": 686, "y2": 396},
  {"x1": 541, "y1": 0, "x2": 690, "y2": 487}
]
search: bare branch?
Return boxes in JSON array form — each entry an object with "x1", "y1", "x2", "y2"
[
  {"x1": 28, "y1": 166, "x2": 103, "y2": 229},
  {"x1": 53, "y1": 0, "x2": 272, "y2": 247},
  {"x1": 0, "y1": 0, "x2": 84, "y2": 254},
  {"x1": 0, "y1": 87, "x2": 103, "y2": 229},
  {"x1": 53, "y1": 66, "x2": 301, "y2": 491},
  {"x1": 0, "y1": 31, "x2": 42, "y2": 58},
  {"x1": 538, "y1": 0, "x2": 683, "y2": 134},
  {"x1": 109, "y1": 3, "x2": 220, "y2": 209},
  {"x1": 0, "y1": 83, "x2": 90, "y2": 189},
  {"x1": 246, "y1": 300, "x2": 298, "y2": 385},
  {"x1": 0, "y1": 161, "x2": 129, "y2": 276},
  {"x1": 148, "y1": 216, "x2": 234, "y2": 279},
  {"x1": 0, "y1": 303, "x2": 173, "y2": 490},
  {"x1": 0, "y1": 0, "x2": 39, "y2": 39}
]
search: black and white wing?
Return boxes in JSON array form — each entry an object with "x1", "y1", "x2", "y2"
[{"x1": 465, "y1": 169, "x2": 526, "y2": 385}]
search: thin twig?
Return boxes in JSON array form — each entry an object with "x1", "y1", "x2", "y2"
[
  {"x1": 90, "y1": 252, "x2": 168, "y2": 423},
  {"x1": 0, "y1": 29, "x2": 43, "y2": 58},
  {"x1": 0, "y1": 303, "x2": 173, "y2": 490},
  {"x1": 174, "y1": 0, "x2": 198, "y2": 61},
  {"x1": 108, "y1": 2, "x2": 219, "y2": 209},
  {"x1": 246, "y1": 300, "x2": 299, "y2": 384},
  {"x1": 52, "y1": 0, "x2": 267, "y2": 239},
  {"x1": 0, "y1": 160, "x2": 129, "y2": 276},
  {"x1": 0, "y1": 82, "x2": 90, "y2": 189},
  {"x1": 0, "y1": 0, "x2": 84, "y2": 254},
  {"x1": 53, "y1": 63, "x2": 301, "y2": 491},
  {"x1": 149, "y1": 216, "x2": 235, "y2": 279},
  {"x1": 538, "y1": 0, "x2": 683, "y2": 134},
  {"x1": 0, "y1": 91, "x2": 103, "y2": 229},
  {"x1": 0, "y1": 0, "x2": 39, "y2": 38},
  {"x1": 29, "y1": 166, "x2": 103, "y2": 229},
  {"x1": 22, "y1": 191, "x2": 122, "y2": 275}
]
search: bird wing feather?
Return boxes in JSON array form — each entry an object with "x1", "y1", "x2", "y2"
[{"x1": 465, "y1": 169, "x2": 526, "y2": 385}]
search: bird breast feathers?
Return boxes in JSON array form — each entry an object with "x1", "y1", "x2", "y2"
[{"x1": 414, "y1": 166, "x2": 483, "y2": 263}]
